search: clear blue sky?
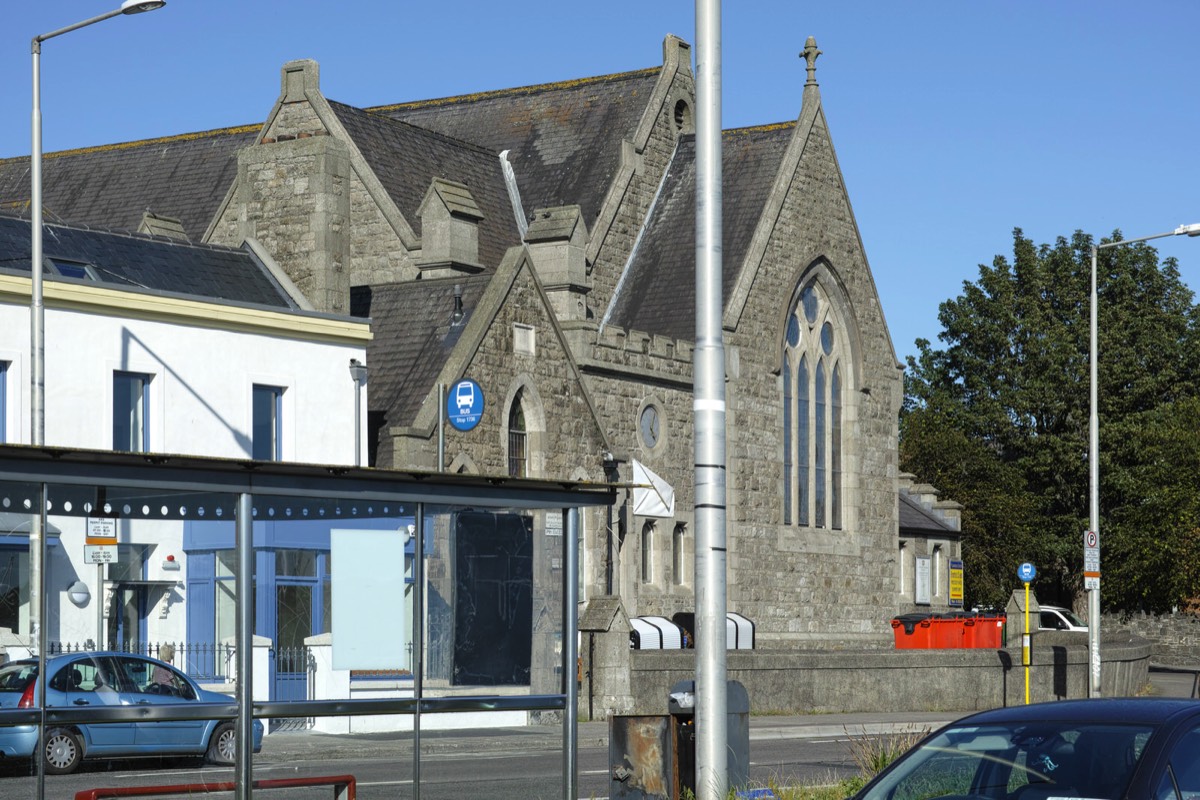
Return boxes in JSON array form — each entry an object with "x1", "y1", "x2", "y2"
[{"x1": 3, "y1": 1, "x2": 1198, "y2": 363}]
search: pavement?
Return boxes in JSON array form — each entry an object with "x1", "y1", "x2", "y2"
[
  {"x1": 257, "y1": 710, "x2": 961, "y2": 764},
  {"x1": 256, "y1": 668, "x2": 1198, "y2": 763}
]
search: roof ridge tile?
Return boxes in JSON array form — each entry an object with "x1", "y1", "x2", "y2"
[
  {"x1": 0, "y1": 124, "x2": 260, "y2": 165},
  {"x1": 366, "y1": 66, "x2": 661, "y2": 115}
]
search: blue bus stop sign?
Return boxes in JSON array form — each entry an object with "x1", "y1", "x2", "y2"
[
  {"x1": 1017, "y1": 562, "x2": 1037, "y2": 583},
  {"x1": 447, "y1": 379, "x2": 484, "y2": 432}
]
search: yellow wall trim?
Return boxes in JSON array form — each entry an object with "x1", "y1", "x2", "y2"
[{"x1": 0, "y1": 275, "x2": 371, "y2": 344}]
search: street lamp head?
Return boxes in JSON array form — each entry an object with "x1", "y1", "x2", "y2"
[
  {"x1": 1176, "y1": 223, "x2": 1200, "y2": 238},
  {"x1": 120, "y1": 0, "x2": 166, "y2": 14},
  {"x1": 348, "y1": 358, "x2": 368, "y2": 385}
]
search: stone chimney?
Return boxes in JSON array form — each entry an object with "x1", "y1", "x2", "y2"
[
  {"x1": 229, "y1": 59, "x2": 350, "y2": 314},
  {"x1": 416, "y1": 178, "x2": 486, "y2": 279},
  {"x1": 525, "y1": 205, "x2": 590, "y2": 321}
]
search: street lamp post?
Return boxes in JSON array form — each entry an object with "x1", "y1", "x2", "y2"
[
  {"x1": 1088, "y1": 222, "x2": 1200, "y2": 697},
  {"x1": 32, "y1": 0, "x2": 167, "y2": 446},
  {"x1": 27, "y1": 0, "x2": 166, "y2": 693}
]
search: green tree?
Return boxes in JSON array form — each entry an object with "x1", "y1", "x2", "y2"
[{"x1": 902, "y1": 228, "x2": 1200, "y2": 611}]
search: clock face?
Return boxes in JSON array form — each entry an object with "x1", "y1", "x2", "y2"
[{"x1": 640, "y1": 405, "x2": 661, "y2": 448}]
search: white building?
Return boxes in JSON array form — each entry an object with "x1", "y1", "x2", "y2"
[{"x1": 0, "y1": 213, "x2": 370, "y2": 661}]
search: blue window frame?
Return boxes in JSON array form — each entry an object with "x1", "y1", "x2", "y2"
[
  {"x1": 252, "y1": 385, "x2": 283, "y2": 461},
  {"x1": 113, "y1": 371, "x2": 150, "y2": 452},
  {"x1": 184, "y1": 516, "x2": 416, "y2": 683}
]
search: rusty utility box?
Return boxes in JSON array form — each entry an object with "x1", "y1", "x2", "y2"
[{"x1": 609, "y1": 714, "x2": 678, "y2": 799}]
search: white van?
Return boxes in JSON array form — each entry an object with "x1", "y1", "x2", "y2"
[{"x1": 1039, "y1": 605, "x2": 1088, "y2": 632}]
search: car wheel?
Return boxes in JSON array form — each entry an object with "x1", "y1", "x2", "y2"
[
  {"x1": 206, "y1": 722, "x2": 236, "y2": 765},
  {"x1": 43, "y1": 728, "x2": 83, "y2": 775}
]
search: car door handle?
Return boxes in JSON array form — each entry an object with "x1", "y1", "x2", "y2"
[
  {"x1": 73, "y1": 699, "x2": 89, "y2": 705},
  {"x1": 137, "y1": 700, "x2": 151, "y2": 705}
]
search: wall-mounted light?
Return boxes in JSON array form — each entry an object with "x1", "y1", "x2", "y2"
[
  {"x1": 349, "y1": 359, "x2": 369, "y2": 467},
  {"x1": 162, "y1": 554, "x2": 180, "y2": 571},
  {"x1": 66, "y1": 580, "x2": 91, "y2": 608}
]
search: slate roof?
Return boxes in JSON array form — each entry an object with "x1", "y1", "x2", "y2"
[
  {"x1": 604, "y1": 124, "x2": 795, "y2": 339},
  {"x1": 371, "y1": 68, "x2": 661, "y2": 227},
  {"x1": 0, "y1": 213, "x2": 294, "y2": 309},
  {"x1": 899, "y1": 492, "x2": 958, "y2": 535},
  {"x1": 351, "y1": 275, "x2": 491, "y2": 464},
  {"x1": 0, "y1": 127, "x2": 257, "y2": 243},
  {"x1": 0, "y1": 68, "x2": 661, "y2": 273},
  {"x1": 329, "y1": 102, "x2": 520, "y2": 267}
]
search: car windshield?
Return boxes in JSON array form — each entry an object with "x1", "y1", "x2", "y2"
[
  {"x1": 858, "y1": 721, "x2": 1154, "y2": 800},
  {"x1": 1059, "y1": 608, "x2": 1087, "y2": 627},
  {"x1": 0, "y1": 660, "x2": 38, "y2": 692}
]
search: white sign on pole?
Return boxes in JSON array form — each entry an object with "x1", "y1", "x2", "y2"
[
  {"x1": 84, "y1": 545, "x2": 117, "y2": 564},
  {"x1": 1083, "y1": 530, "x2": 1100, "y2": 590},
  {"x1": 86, "y1": 517, "x2": 117, "y2": 544}
]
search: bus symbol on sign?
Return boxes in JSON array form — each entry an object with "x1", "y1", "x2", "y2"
[
  {"x1": 1018, "y1": 562, "x2": 1036, "y2": 583},
  {"x1": 447, "y1": 379, "x2": 484, "y2": 432}
]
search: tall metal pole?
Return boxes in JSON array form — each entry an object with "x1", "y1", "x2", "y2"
[
  {"x1": 1088, "y1": 223, "x2": 1200, "y2": 698},
  {"x1": 1087, "y1": 243, "x2": 1101, "y2": 698},
  {"x1": 694, "y1": 2, "x2": 728, "y2": 798},
  {"x1": 31, "y1": 40, "x2": 45, "y2": 450},
  {"x1": 27, "y1": 0, "x2": 167, "y2": 660},
  {"x1": 29, "y1": 36, "x2": 45, "y2": 661}
]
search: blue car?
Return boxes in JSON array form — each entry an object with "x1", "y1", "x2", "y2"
[
  {"x1": 849, "y1": 697, "x2": 1200, "y2": 800},
  {"x1": 0, "y1": 651, "x2": 262, "y2": 774}
]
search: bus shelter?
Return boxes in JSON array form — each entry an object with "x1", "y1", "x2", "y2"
[{"x1": 0, "y1": 444, "x2": 614, "y2": 800}]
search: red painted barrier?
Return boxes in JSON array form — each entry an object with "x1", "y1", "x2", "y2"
[{"x1": 74, "y1": 774, "x2": 356, "y2": 800}]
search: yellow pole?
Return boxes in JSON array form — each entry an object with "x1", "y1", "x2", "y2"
[{"x1": 1023, "y1": 581, "x2": 1031, "y2": 704}]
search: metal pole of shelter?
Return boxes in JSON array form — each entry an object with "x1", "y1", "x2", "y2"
[
  {"x1": 235, "y1": 492, "x2": 254, "y2": 799},
  {"x1": 563, "y1": 508, "x2": 580, "y2": 800},
  {"x1": 694, "y1": 1, "x2": 728, "y2": 798},
  {"x1": 1088, "y1": 223, "x2": 1200, "y2": 698},
  {"x1": 413, "y1": 504, "x2": 425, "y2": 800}
]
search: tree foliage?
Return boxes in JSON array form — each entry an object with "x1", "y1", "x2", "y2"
[{"x1": 902, "y1": 228, "x2": 1200, "y2": 612}]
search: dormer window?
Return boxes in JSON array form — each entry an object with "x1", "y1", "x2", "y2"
[{"x1": 47, "y1": 258, "x2": 99, "y2": 281}]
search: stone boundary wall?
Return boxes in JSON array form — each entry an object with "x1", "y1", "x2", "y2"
[
  {"x1": 623, "y1": 636, "x2": 1150, "y2": 716},
  {"x1": 1102, "y1": 611, "x2": 1200, "y2": 665}
]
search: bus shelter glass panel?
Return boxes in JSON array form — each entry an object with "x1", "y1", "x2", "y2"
[
  {"x1": 0, "y1": 480, "x2": 241, "y2": 789},
  {"x1": 422, "y1": 505, "x2": 566, "y2": 701}
]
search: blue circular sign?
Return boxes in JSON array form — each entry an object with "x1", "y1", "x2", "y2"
[
  {"x1": 447, "y1": 379, "x2": 484, "y2": 432},
  {"x1": 1017, "y1": 562, "x2": 1037, "y2": 583}
]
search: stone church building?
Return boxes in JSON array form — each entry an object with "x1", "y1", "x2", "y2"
[{"x1": 0, "y1": 35, "x2": 960, "y2": 687}]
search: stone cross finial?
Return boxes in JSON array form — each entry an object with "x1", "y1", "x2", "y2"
[{"x1": 801, "y1": 36, "x2": 822, "y2": 86}]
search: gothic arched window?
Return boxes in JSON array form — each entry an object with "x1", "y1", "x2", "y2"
[
  {"x1": 507, "y1": 391, "x2": 527, "y2": 478},
  {"x1": 783, "y1": 280, "x2": 846, "y2": 529}
]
